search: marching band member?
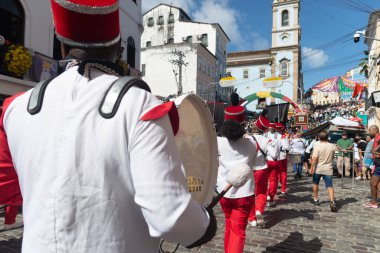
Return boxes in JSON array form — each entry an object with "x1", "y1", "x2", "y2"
[
  {"x1": 275, "y1": 122, "x2": 290, "y2": 195},
  {"x1": 248, "y1": 116, "x2": 270, "y2": 228},
  {"x1": 0, "y1": 1, "x2": 216, "y2": 252},
  {"x1": 265, "y1": 124, "x2": 281, "y2": 207},
  {"x1": 217, "y1": 119, "x2": 257, "y2": 253},
  {"x1": 224, "y1": 92, "x2": 245, "y2": 123}
]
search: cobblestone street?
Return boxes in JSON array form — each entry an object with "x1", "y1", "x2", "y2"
[{"x1": 1, "y1": 166, "x2": 379, "y2": 253}]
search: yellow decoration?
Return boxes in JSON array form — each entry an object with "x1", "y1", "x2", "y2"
[
  {"x1": 257, "y1": 91, "x2": 271, "y2": 98},
  {"x1": 3, "y1": 44, "x2": 32, "y2": 77}
]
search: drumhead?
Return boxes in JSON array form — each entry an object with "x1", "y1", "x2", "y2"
[{"x1": 174, "y1": 94, "x2": 218, "y2": 206}]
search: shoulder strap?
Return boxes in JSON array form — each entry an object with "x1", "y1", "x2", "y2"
[
  {"x1": 27, "y1": 77, "x2": 55, "y2": 115},
  {"x1": 251, "y1": 135, "x2": 267, "y2": 159},
  {"x1": 99, "y1": 76, "x2": 151, "y2": 119}
]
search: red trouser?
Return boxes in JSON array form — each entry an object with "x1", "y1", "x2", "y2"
[
  {"x1": 267, "y1": 160, "x2": 279, "y2": 201},
  {"x1": 248, "y1": 169, "x2": 268, "y2": 221},
  {"x1": 278, "y1": 159, "x2": 288, "y2": 193},
  {"x1": 4, "y1": 205, "x2": 18, "y2": 225},
  {"x1": 220, "y1": 196, "x2": 254, "y2": 253}
]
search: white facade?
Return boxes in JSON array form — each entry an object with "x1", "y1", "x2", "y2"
[
  {"x1": 227, "y1": 0, "x2": 302, "y2": 112},
  {"x1": 141, "y1": 4, "x2": 230, "y2": 100},
  {"x1": 365, "y1": 10, "x2": 380, "y2": 127},
  {"x1": 141, "y1": 43, "x2": 216, "y2": 99},
  {"x1": 0, "y1": 0, "x2": 142, "y2": 97}
]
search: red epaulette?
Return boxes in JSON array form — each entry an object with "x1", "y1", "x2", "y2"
[{"x1": 140, "y1": 101, "x2": 179, "y2": 135}]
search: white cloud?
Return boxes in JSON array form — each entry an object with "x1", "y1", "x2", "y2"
[
  {"x1": 192, "y1": 0, "x2": 244, "y2": 46},
  {"x1": 302, "y1": 47, "x2": 329, "y2": 68},
  {"x1": 141, "y1": 0, "x2": 266, "y2": 51},
  {"x1": 250, "y1": 32, "x2": 270, "y2": 50},
  {"x1": 142, "y1": 0, "x2": 196, "y2": 14}
]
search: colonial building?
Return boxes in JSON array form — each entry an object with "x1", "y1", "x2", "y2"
[
  {"x1": 227, "y1": 0, "x2": 302, "y2": 111},
  {"x1": 0, "y1": 0, "x2": 142, "y2": 104},
  {"x1": 141, "y1": 4, "x2": 232, "y2": 101},
  {"x1": 365, "y1": 9, "x2": 380, "y2": 127}
]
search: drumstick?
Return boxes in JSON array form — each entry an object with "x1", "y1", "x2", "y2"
[{"x1": 207, "y1": 163, "x2": 251, "y2": 210}]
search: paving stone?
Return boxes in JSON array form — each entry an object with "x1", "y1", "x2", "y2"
[{"x1": 1, "y1": 165, "x2": 379, "y2": 252}]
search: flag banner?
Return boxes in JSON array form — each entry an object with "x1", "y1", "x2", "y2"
[{"x1": 265, "y1": 103, "x2": 290, "y2": 125}]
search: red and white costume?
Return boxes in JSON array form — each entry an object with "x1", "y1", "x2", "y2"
[
  {"x1": 264, "y1": 131, "x2": 281, "y2": 202},
  {"x1": 2, "y1": 67, "x2": 211, "y2": 252},
  {"x1": 217, "y1": 136, "x2": 257, "y2": 253},
  {"x1": 275, "y1": 123, "x2": 290, "y2": 194},
  {"x1": 0, "y1": 1, "x2": 211, "y2": 251},
  {"x1": 247, "y1": 134, "x2": 269, "y2": 223}
]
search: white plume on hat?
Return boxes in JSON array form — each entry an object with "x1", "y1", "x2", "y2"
[{"x1": 226, "y1": 163, "x2": 251, "y2": 188}]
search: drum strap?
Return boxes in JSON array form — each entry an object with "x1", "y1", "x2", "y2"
[
  {"x1": 99, "y1": 76, "x2": 151, "y2": 118},
  {"x1": 251, "y1": 135, "x2": 267, "y2": 159},
  {"x1": 27, "y1": 77, "x2": 55, "y2": 115},
  {"x1": 27, "y1": 76, "x2": 151, "y2": 119}
]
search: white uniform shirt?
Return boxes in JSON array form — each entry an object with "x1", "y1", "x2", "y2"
[
  {"x1": 216, "y1": 136, "x2": 257, "y2": 198},
  {"x1": 251, "y1": 134, "x2": 268, "y2": 170},
  {"x1": 278, "y1": 134, "x2": 290, "y2": 161},
  {"x1": 4, "y1": 67, "x2": 209, "y2": 253},
  {"x1": 264, "y1": 132, "x2": 281, "y2": 161}
]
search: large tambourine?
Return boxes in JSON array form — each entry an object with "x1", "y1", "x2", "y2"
[{"x1": 174, "y1": 94, "x2": 218, "y2": 206}]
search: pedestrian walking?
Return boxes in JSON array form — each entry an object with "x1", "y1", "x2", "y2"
[
  {"x1": 363, "y1": 125, "x2": 380, "y2": 209},
  {"x1": 363, "y1": 135, "x2": 374, "y2": 180},
  {"x1": 310, "y1": 131, "x2": 338, "y2": 212},
  {"x1": 217, "y1": 120, "x2": 257, "y2": 253},
  {"x1": 290, "y1": 133, "x2": 306, "y2": 178},
  {"x1": 0, "y1": 1, "x2": 216, "y2": 251},
  {"x1": 337, "y1": 131, "x2": 354, "y2": 177}
]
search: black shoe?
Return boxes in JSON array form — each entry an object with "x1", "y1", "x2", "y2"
[
  {"x1": 298, "y1": 174, "x2": 303, "y2": 179},
  {"x1": 330, "y1": 202, "x2": 337, "y2": 212},
  {"x1": 294, "y1": 173, "x2": 298, "y2": 179},
  {"x1": 313, "y1": 199, "x2": 320, "y2": 206}
]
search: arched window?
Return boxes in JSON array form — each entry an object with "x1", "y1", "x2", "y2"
[
  {"x1": 0, "y1": 0, "x2": 25, "y2": 44},
  {"x1": 127, "y1": 36, "x2": 136, "y2": 68},
  {"x1": 281, "y1": 10, "x2": 289, "y2": 26},
  {"x1": 280, "y1": 60, "x2": 289, "y2": 77}
]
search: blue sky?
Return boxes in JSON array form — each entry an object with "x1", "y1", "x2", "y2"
[{"x1": 142, "y1": 0, "x2": 380, "y2": 89}]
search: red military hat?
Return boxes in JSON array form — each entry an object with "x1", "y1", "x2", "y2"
[
  {"x1": 51, "y1": 0, "x2": 120, "y2": 47},
  {"x1": 255, "y1": 114, "x2": 270, "y2": 132},
  {"x1": 224, "y1": 105, "x2": 245, "y2": 123},
  {"x1": 274, "y1": 122, "x2": 285, "y2": 132}
]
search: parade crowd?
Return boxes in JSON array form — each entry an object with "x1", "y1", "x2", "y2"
[{"x1": 308, "y1": 100, "x2": 365, "y2": 127}]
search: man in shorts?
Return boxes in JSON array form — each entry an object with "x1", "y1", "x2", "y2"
[{"x1": 310, "y1": 131, "x2": 338, "y2": 212}]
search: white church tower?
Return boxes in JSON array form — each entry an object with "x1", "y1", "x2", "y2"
[{"x1": 271, "y1": 0, "x2": 302, "y2": 103}]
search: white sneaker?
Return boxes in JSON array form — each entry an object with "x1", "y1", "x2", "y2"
[
  {"x1": 355, "y1": 176, "x2": 361, "y2": 180},
  {"x1": 3, "y1": 220, "x2": 23, "y2": 230},
  {"x1": 256, "y1": 212, "x2": 264, "y2": 227},
  {"x1": 249, "y1": 220, "x2": 257, "y2": 227},
  {"x1": 267, "y1": 195, "x2": 270, "y2": 201}
]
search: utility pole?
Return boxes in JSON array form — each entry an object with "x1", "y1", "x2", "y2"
[{"x1": 171, "y1": 49, "x2": 188, "y2": 96}]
